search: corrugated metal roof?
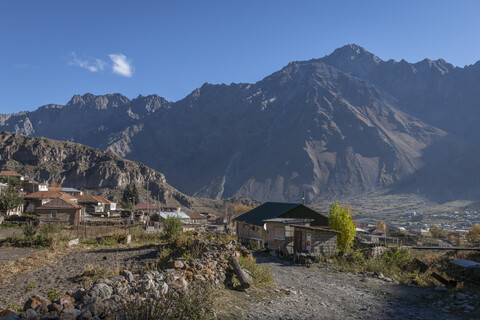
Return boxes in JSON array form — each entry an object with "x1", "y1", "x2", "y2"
[
  {"x1": 289, "y1": 224, "x2": 340, "y2": 233},
  {"x1": 451, "y1": 259, "x2": 480, "y2": 268},
  {"x1": 159, "y1": 211, "x2": 190, "y2": 219},
  {"x1": 234, "y1": 202, "x2": 328, "y2": 226},
  {"x1": 62, "y1": 187, "x2": 81, "y2": 193},
  {"x1": 263, "y1": 218, "x2": 313, "y2": 223}
]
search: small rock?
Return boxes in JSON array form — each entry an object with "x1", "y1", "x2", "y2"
[
  {"x1": 120, "y1": 270, "x2": 135, "y2": 282},
  {"x1": 455, "y1": 292, "x2": 466, "y2": 300},
  {"x1": 110, "y1": 275, "x2": 126, "y2": 283},
  {"x1": 78, "y1": 309, "x2": 93, "y2": 320},
  {"x1": 23, "y1": 296, "x2": 42, "y2": 311},
  {"x1": 68, "y1": 238, "x2": 79, "y2": 246},
  {"x1": 173, "y1": 260, "x2": 184, "y2": 269},
  {"x1": 20, "y1": 309, "x2": 37, "y2": 320},
  {"x1": 0, "y1": 310, "x2": 18, "y2": 319},
  {"x1": 46, "y1": 303, "x2": 62, "y2": 315},
  {"x1": 59, "y1": 293, "x2": 75, "y2": 309},
  {"x1": 464, "y1": 305, "x2": 475, "y2": 312},
  {"x1": 59, "y1": 308, "x2": 81, "y2": 320},
  {"x1": 434, "y1": 285, "x2": 447, "y2": 291},
  {"x1": 90, "y1": 283, "x2": 113, "y2": 300}
]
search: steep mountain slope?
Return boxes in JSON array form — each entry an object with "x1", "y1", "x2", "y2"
[
  {"x1": 321, "y1": 44, "x2": 480, "y2": 143},
  {"x1": 2, "y1": 45, "x2": 480, "y2": 202},
  {"x1": 129, "y1": 61, "x2": 448, "y2": 202},
  {"x1": 0, "y1": 131, "x2": 250, "y2": 214}
]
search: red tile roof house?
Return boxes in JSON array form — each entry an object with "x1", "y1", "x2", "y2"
[
  {"x1": 24, "y1": 191, "x2": 77, "y2": 213},
  {"x1": 0, "y1": 170, "x2": 24, "y2": 181},
  {"x1": 35, "y1": 197, "x2": 81, "y2": 226}
]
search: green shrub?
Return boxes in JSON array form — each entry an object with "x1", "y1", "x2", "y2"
[
  {"x1": 99, "y1": 234, "x2": 126, "y2": 246},
  {"x1": 25, "y1": 283, "x2": 34, "y2": 292},
  {"x1": 0, "y1": 222, "x2": 21, "y2": 229},
  {"x1": 5, "y1": 233, "x2": 52, "y2": 248},
  {"x1": 238, "y1": 256, "x2": 273, "y2": 287},
  {"x1": 163, "y1": 216, "x2": 183, "y2": 239},
  {"x1": 157, "y1": 248, "x2": 173, "y2": 270},
  {"x1": 382, "y1": 247, "x2": 411, "y2": 269},
  {"x1": 47, "y1": 288, "x2": 58, "y2": 301},
  {"x1": 22, "y1": 222, "x2": 37, "y2": 238},
  {"x1": 347, "y1": 250, "x2": 366, "y2": 266}
]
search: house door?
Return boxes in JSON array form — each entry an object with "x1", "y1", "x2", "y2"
[{"x1": 294, "y1": 229, "x2": 302, "y2": 253}]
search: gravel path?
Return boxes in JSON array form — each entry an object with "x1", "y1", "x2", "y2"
[
  {"x1": 0, "y1": 247, "x2": 38, "y2": 265},
  {"x1": 245, "y1": 254, "x2": 468, "y2": 320},
  {"x1": 0, "y1": 229, "x2": 22, "y2": 241}
]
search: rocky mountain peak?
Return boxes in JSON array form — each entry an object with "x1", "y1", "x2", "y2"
[
  {"x1": 66, "y1": 93, "x2": 131, "y2": 110},
  {"x1": 325, "y1": 44, "x2": 383, "y2": 64},
  {"x1": 412, "y1": 58, "x2": 454, "y2": 75},
  {"x1": 129, "y1": 94, "x2": 172, "y2": 116}
]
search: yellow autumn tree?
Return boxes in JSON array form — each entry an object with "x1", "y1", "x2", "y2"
[
  {"x1": 377, "y1": 220, "x2": 387, "y2": 231},
  {"x1": 466, "y1": 224, "x2": 480, "y2": 240},
  {"x1": 328, "y1": 202, "x2": 356, "y2": 251}
]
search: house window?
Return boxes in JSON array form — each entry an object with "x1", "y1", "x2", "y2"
[
  {"x1": 51, "y1": 210, "x2": 57, "y2": 218},
  {"x1": 273, "y1": 226, "x2": 285, "y2": 240}
]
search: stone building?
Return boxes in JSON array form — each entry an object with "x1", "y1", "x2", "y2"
[{"x1": 293, "y1": 225, "x2": 339, "y2": 257}]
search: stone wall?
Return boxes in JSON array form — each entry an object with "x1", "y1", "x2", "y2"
[{"x1": 298, "y1": 228, "x2": 337, "y2": 257}]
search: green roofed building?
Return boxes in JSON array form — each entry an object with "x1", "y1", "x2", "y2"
[{"x1": 234, "y1": 202, "x2": 329, "y2": 251}]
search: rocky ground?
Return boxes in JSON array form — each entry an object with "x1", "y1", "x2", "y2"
[
  {"x1": 0, "y1": 245, "x2": 159, "y2": 310},
  {"x1": 244, "y1": 253, "x2": 477, "y2": 320},
  {"x1": 0, "y1": 245, "x2": 478, "y2": 319},
  {"x1": 0, "y1": 248, "x2": 38, "y2": 266}
]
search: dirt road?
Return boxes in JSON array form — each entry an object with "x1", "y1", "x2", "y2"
[{"x1": 245, "y1": 254, "x2": 469, "y2": 320}]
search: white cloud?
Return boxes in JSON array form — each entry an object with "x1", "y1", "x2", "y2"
[
  {"x1": 109, "y1": 53, "x2": 133, "y2": 77},
  {"x1": 68, "y1": 52, "x2": 107, "y2": 73}
]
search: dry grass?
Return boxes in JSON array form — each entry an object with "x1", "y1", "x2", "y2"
[
  {"x1": 70, "y1": 264, "x2": 119, "y2": 286},
  {"x1": 0, "y1": 249, "x2": 68, "y2": 285},
  {"x1": 213, "y1": 287, "x2": 279, "y2": 319}
]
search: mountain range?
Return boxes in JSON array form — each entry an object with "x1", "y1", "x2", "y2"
[{"x1": 2, "y1": 44, "x2": 480, "y2": 203}]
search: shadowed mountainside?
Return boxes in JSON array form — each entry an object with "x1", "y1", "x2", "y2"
[{"x1": 2, "y1": 45, "x2": 480, "y2": 202}]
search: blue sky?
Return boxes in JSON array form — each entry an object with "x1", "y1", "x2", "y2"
[{"x1": 1, "y1": 0, "x2": 480, "y2": 113}]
